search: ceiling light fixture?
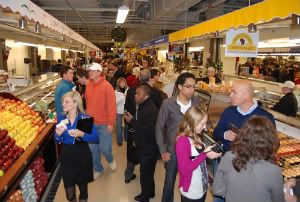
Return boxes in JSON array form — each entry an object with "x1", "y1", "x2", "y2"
[
  {"x1": 18, "y1": 18, "x2": 27, "y2": 29},
  {"x1": 116, "y1": 5, "x2": 129, "y2": 24},
  {"x1": 292, "y1": 14, "x2": 300, "y2": 25},
  {"x1": 15, "y1": 42, "x2": 39, "y2": 47},
  {"x1": 34, "y1": 22, "x2": 41, "y2": 33},
  {"x1": 248, "y1": 23, "x2": 257, "y2": 33}
]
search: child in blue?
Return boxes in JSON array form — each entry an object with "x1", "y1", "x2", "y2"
[{"x1": 55, "y1": 91, "x2": 98, "y2": 202}]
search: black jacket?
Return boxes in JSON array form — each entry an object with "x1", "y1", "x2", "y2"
[
  {"x1": 114, "y1": 67, "x2": 125, "y2": 80},
  {"x1": 124, "y1": 83, "x2": 162, "y2": 121},
  {"x1": 132, "y1": 98, "x2": 159, "y2": 154},
  {"x1": 272, "y1": 92, "x2": 298, "y2": 117}
]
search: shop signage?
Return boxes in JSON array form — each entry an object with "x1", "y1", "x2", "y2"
[
  {"x1": 225, "y1": 28, "x2": 259, "y2": 57},
  {"x1": 168, "y1": 44, "x2": 184, "y2": 55},
  {"x1": 139, "y1": 35, "x2": 169, "y2": 48},
  {"x1": 259, "y1": 47, "x2": 300, "y2": 54}
]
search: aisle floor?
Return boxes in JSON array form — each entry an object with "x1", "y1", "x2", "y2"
[{"x1": 54, "y1": 138, "x2": 213, "y2": 202}]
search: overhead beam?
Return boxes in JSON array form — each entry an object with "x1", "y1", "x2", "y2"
[
  {"x1": 41, "y1": 7, "x2": 136, "y2": 12},
  {"x1": 42, "y1": 7, "x2": 119, "y2": 12},
  {"x1": 64, "y1": 0, "x2": 97, "y2": 40}
]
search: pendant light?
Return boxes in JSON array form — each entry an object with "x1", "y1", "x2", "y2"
[
  {"x1": 292, "y1": 14, "x2": 300, "y2": 26},
  {"x1": 34, "y1": 22, "x2": 41, "y2": 33},
  {"x1": 18, "y1": 18, "x2": 27, "y2": 29},
  {"x1": 248, "y1": 23, "x2": 257, "y2": 33}
]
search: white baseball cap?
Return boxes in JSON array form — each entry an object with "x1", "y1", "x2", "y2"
[
  {"x1": 89, "y1": 63, "x2": 102, "y2": 71},
  {"x1": 279, "y1": 81, "x2": 295, "y2": 89}
]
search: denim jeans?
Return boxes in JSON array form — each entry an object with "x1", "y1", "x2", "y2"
[
  {"x1": 116, "y1": 114, "x2": 124, "y2": 144},
  {"x1": 89, "y1": 125, "x2": 114, "y2": 173},
  {"x1": 162, "y1": 152, "x2": 178, "y2": 202}
]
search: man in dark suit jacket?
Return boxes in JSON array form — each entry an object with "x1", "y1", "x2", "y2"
[{"x1": 125, "y1": 83, "x2": 159, "y2": 202}]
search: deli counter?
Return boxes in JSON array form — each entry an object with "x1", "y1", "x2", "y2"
[{"x1": 194, "y1": 79, "x2": 300, "y2": 179}]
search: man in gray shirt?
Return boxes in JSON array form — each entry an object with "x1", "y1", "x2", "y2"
[{"x1": 156, "y1": 72, "x2": 200, "y2": 202}]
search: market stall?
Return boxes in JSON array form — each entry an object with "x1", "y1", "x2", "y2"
[{"x1": 167, "y1": 0, "x2": 300, "y2": 180}]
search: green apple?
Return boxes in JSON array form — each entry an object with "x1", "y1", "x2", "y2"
[{"x1": 0, "y1": 170, "x2": 4, "y2": 177}]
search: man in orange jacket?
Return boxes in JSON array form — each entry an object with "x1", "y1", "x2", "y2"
[{"x1": 85, "y1": 63, "x2": 117, "y2": 178}]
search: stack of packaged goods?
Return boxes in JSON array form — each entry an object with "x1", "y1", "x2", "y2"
[
  {"x1": 277, "y1": 133, "x2": 300, "y2": 178},
  {"x1": 7, "y1": 190, "x2": 24, "y2": 202}
]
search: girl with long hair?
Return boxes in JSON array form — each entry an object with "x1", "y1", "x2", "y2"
[
  {"x1": 176, "y1": 106, "x2": 221, "y2": 202},
  {"x1": 213, "y1": 116, "x2": 284, "y2": 202}
]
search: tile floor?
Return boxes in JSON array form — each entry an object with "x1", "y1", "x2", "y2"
[{"x1": 54, "y1": 139, "x2": 213, "y2": 202}]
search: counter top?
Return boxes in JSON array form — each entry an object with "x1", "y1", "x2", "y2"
[
  {"x1": 195, "y1": 89, "x2": 300, "y2": 129},
  {"x1": 265, "y1": 108, "x2": 300, "y2": 129}
]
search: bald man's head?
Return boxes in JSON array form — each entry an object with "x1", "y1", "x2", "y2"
[{"x1": 230, "y1": 80, "x2": 254, "y2": 106}]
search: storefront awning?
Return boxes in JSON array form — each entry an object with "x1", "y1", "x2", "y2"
[
  {"x1": 0, "y1": 0, "x2": 99, "y2": 50},
  {"x1": 169, "y1": 0, "x2": 300, "y2": 42}
]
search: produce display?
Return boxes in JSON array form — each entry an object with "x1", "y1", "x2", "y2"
[
  {"x1": 31, "y1": 157, "x2": 48, "y2": 199},
  {"x1": 17, "y1": 157, "x2": 48, "y2": 202},
  {"x1": 20, "y1": 170, "x2": 38, "y2": 202},
  {"x1": 7, "y1": 190, "x2": 24, "y2": 202},
  {"x1": 277, "y1": 133, "x2": 300, "y2": 178},
  {"x1": 0, "y1": 97, "x2": 46, "y2": 177}
]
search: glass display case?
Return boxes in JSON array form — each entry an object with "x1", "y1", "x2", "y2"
[{"x1": 12, "y1": 75, "x2": 61, "y2": 112}]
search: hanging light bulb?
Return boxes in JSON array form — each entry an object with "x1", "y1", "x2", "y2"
[
  {"x1": 292, "y1": 14, "x2": 300, "y2": 26},
  {"x1": 215, "y1": 31, "x2": 220, "y2": 38},
  {"x1": 248, "y1": 23, "x2": 257, "y2": 33},
  {"x1": 18, "y1": 18, "x2": 27, "y2": 29},
  {"x1": 34, "y1": 22, "x2": 41, "y2": 33}
]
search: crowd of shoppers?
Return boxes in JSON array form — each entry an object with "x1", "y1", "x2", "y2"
[{"x1": 53, "y1": 57, "x2": 296, "y2": 202}]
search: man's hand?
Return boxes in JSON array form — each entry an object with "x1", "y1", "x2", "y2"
[
  {"x1": 107, "y1": 125, "x2": 114, "y2": 134},
  {"x1": 224, "y1": 130, "x2": 237, "y2": 141},
  {"x1": 161, "y1": 152, "x2": 171, "y2": 162},
  {"x1": 124, "y1": 112, "x2": 133, "y2": 123}
]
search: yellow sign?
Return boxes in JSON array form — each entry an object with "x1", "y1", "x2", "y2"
[{"x1": 225, "y1": 29, "x2": 259, "y2": 57}]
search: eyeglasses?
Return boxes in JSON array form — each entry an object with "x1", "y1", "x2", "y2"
[{"x1": 182, "y1": 84, "x2": 196, "y2": 89}]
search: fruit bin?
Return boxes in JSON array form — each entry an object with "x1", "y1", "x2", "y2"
[{"x1": 0, "y1": 123, "x2": 56, "y2": 201}]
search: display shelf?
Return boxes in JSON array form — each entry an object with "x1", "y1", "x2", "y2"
[
  {"x1": 0, "y1": 123, "x2": 55, "y2": 200},
  {"x1": 12, "y1": 75, "x2": 60, "y2": 97}
]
